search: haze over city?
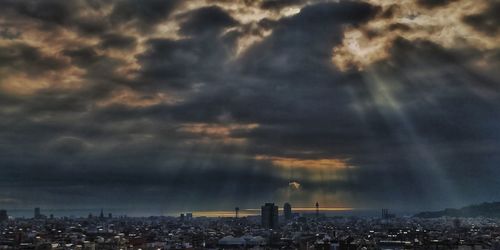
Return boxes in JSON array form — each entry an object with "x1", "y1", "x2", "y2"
[{"x1": 0, "y1": 0, "x2": 500, "y2": 215}]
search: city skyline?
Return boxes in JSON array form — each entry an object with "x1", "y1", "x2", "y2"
[
  {"x1": 0, "y1": 0, "x2": 500, "y2": 213},
  {"x1": 0, "y1": 203, "x2": 357, "y2": 219}
]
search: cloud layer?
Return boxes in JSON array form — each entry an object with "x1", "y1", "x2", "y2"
[{"x1": 0, "y1": 0, "x2": 499, "y2": 213}]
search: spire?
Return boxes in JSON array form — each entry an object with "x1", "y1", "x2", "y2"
[{"x1": 315, "y1": 202, "x2": 319, "y2": 218}]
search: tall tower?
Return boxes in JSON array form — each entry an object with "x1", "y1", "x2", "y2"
[
  {"x1": 34, "y1": 207, "x2": 41, "y2": 219},
  {"x1": 0, "y1": 210, "x2": 7, "y2": 222},
  {"x1": 100, "y1": 208, "x2": 104, "y2": 219},
  {"x1": 235, "y1": 207, "x2": 239, "y2": 218},
  {"x1": 261, "y1": 203, "x2": 279, "y2": 229},
  {"x1": 284, "y1": 202, "x2": 292, "y2": 221},
  {"x1": 315, "y1": 202, "x2": 319, "y2": 218}
]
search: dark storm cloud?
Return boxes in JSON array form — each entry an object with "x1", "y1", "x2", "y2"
[
  {"x1": 239, "y1": 1, "x2": 379, "y2": 79},
  {"x1": 1, "y1": 0, "x2": 181, "y2": 36},
  {"x1": 62, "y1": 46, "x2": 129, "y2": 81},
  {"x1": 0, "y1": 0, "x2": 383, "y2": 210},
  {"x1": 136, "y1": 6, "x2": 238, "y2": 90},
  {"x1": 192, "y1": 34, "x2": 500, "y2": 208},
  {"x1": 0, "y1": 114, "x2": 287, "y2": 209},
  {"x1": 260, "y1": 0, "x2": 304, "y2": 10},
  {"x1": 136, "y1": 38, "x2": 228, "y2": 89},
  {"x1": 14, "y1": 0, "x2": 74, "y2": 25},
  {"x1": 62, "y1": 47, "x2": 101, "y2": 65},
  {"x1": 154, "y1": 1, "x2": 381, "y2": 131},
  {"x1": 178, "y1": 6, "x2": 238, "y2": 36},
  {"x1": 110, "y1": 0, "x2": 180, "y2": 31},
  {"x1": 130, "y1": 1, "x2": 482, "y2": 208},
  {"x1": 0, "y1": 28, "x2": 21, "y2": 40},
  {"x1": 416, "y1": 0, "x2": 458, "y2": 8},
  {"x1": 71, "y1": 18, "x2": 109, "y2": 36},
  {"x1": 1, "y1": 0, "x2": 500, "y2": 212},
  {"x1": 334, "y1": 38, "x2": 500, "y2": 207},
  {"x1": 99, "y1": 33, "x2": 137, "y2": 50},
  {"x1": 105, "y1": 1, "x2": 382, "y2": 154},
  {"x1": 1, "y1": 0, "x2": 110, "y2": 35},
  {"x1": 380, "y1": 4, "x2": 399, "y2": 19},
  {"x1": 388, "y1": 23, "x2": 411, "y2": 32},
  {"x1": 463, "y1": 1, "x2": 500, "y2": 35},
  {"x1": 0, "y1": 43, "x2": 67, "y2": 75}
]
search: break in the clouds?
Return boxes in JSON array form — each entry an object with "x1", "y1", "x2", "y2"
[{"x1": 0, "y1": 0, "x2": 499, "y2": 213}]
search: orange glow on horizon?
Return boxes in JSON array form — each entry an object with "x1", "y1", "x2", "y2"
[
  {"x1": 191, "y1": 207, "x2": 355, "y2": 217},
  {"x1": 256, "y1": 155, "x2": 352, "y2": 170}
]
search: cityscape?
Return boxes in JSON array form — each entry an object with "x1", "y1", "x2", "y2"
[
  {"x1": 1, "y1": 0, "x2": 500, "y2": 249},
  {"x1": 2, "y1": 202, "x2": 500, "y2": 249}
]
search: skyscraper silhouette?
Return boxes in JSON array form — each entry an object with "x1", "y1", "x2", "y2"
[
  {"x1": 315, "y1": 202, "x2": 319, "y2": 218},
  {"x1": 261, "y1": 203, "x2": 279, "y2": 229},
  {"x1": 284, "y1": 202, "x2": 292, "y2": 221},
  {"x1": 34, "y1": 207, "x2": 41, "y2": 219},
  {"x1": 0, "y1": 210, "x2": 7, "y2": 222}
]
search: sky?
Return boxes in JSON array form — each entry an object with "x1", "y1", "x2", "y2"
[{"x1": 0, "y1": 0, "x2": 499, "y2": 214}]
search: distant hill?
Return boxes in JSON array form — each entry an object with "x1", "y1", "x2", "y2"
[{"x1": 414, "y1": 202, "x2": 500, "y2": 218}]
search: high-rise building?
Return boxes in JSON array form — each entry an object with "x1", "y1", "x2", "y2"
[
  {"x1": 34, "y1": 207, "x2": 41, "y2": 219},
  {"x1": 100, "y1": 209, "x2": 104, "y2": 219},
  {"x1": 381, "y1": 208, "x2": 395, "y2": 219},
  {"x1": 261, "y1": 203, "x2": 279, "y2": 229},
  {"x1": 0, "y1": 210, "x2": 7, "y2": 222},
  {"x1": 315, "y1": 202, "x2": 319, "y2": 218},
  {"x1": 284, "y1": 202, "x2": 292, "y2": 221}
]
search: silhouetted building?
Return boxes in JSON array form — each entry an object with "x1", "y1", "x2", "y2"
[
  {"x1": 235, "y1": 207, "x2": 240, "y2": 218},
  {"x1": 0, "y1": 210, "x2": 7, "y2": 222},
  {"x1": 381, "y1": 209, "x2": 395, "y2": 219},
  {"x1": 34, "y1": 207, "x2": 41, "y2": 219},
  {"x1": 284, "y1": 202, "x2": 292, "y2": 221},
  {"x1": 100, "y1": 209, "x2": 104, "y2": 219},
  {"x1": 261, "y1": 203, "x2": 279, "y2": 229},
  {"x1": 316, "y1": 202, "x2": 319, "y2": 218},
  {"x1": 108, "y1": 213, "x2": 112, "y2": 219},
  {"x1": 186, "y1": 213, "x2": 193, "y2": 220}
]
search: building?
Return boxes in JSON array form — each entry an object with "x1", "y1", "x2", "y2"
[
  {"x1": 381, "y1": 209, "x2": 395, "y2": 219},
  {"x1": 316, "y1": 202, "x2": 319, "y2": 218},
  {"x1": 218, "y1": 235, "x2": 266, "y2": 248},
  {"x1": 34, "y1": 207, "x2": 41, "y2": 219},
  {"x1": 218, "y1": 236, "x2": 246, "y2": 247},
  {"x1": 0, "y1": 210, "x2": 7, "y2": 222},
  {"x1": 284, "y1": 202, "x2": 292, "y2": 221},
  {"x1": 261, "y1": 203, "x2": 279, "y2": 229}
]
